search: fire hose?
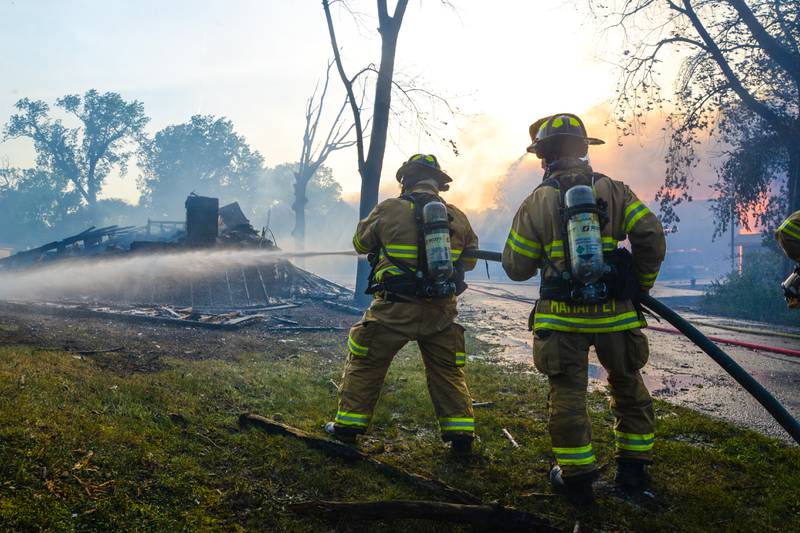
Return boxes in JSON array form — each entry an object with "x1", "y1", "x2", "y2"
[{"x1": 463, "y1": 249, "x2": 800, "y2": 444}]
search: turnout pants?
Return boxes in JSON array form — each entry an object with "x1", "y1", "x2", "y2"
[
  {"x1": 533, "y1": 329, "x2": 655, "y2": 477},
  {"x1": 334, "y1": 298, "x2": 474, "y2": 439}
]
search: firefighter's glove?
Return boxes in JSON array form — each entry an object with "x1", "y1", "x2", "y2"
[{"x1": 787, "y1": 296, "x2": 800, "y2": 309}]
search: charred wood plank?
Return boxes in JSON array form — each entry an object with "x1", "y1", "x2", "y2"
[
  {"x1": 267, "y1": 326, "x2": 346, "y2": 332},
  {"x1": 288, "y1": 500, "x2": 558, "y2": 532},
  {"x1": 322, "y1": 300, "x2": 364, "y2": 315},
  {"x1": 238, "y1": 413, "x2": 481, "y2": 504}
]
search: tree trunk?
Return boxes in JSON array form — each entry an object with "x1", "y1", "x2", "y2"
[
  {"x1": 781, "y1": 140, "x2": 800, "y2": 272},
  {"x1": 86, "y1": 161, "x2": 98, "y2": 224},
  {"x1": 353, "y1": 8, "x2": 406, "y2": 306},
  {"x1": 239, "y1": 413, "x2": 481, "y2": 504},
  {"x1": 292, "y1": 176, "x2": 308, "y2": 253},
  {"x1": 292, "y1": 171, "x2": 310, "y2": 270}
]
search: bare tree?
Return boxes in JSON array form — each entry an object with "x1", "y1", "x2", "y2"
[
  {"x1": 293, "y1": 61, "x2": 358, "y2": 252},
  {"x1": 323, "y1": 0, "x2": 409, "y2": 303},
  {"x1": 592, "y1": 0, "x2": 800, "y2": 234}
]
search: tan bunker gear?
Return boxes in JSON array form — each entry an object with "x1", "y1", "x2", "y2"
[
  {"x1": 334, "y1": 179, "x2": 479, "y2": 441},
  {"x1": 503, "y1": 161, "x2": 666, "y2": 478}
]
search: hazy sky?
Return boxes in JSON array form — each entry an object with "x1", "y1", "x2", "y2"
[{"x1": 0, "y1": 0, "x2": 699, "y2": 211}]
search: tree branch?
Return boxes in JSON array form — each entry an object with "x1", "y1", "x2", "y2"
[
  {"x1": 682, "y1": 0, "x2": 792, "y2": 137},
  {"x1": 322, "y1": 0, "x2": 366, "y2": 173},
  {"x1": 725, "y1": 0, "x2": 800, "y2": 81}
]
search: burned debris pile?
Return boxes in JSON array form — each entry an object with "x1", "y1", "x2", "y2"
[
  {"x1": 0, "y1": 194, "x2": 353, "y2": 329},
  {"x1": 0, "y1": 225, "x2": 139, "y2": 270}
]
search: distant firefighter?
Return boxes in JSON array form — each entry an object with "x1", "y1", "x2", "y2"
[
  {"x1": 775, "y1": 211, "x2": 800, "y2": 308},
  {"x1": 502, "y1": 113, "x2": 666, "y2": 505},
  {"x1": 325, "y1": 154, "x2": 480, "y2": 454}
]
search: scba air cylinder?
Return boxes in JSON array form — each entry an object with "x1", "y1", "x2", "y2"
[
  {"x1": 422, "y1": 201, "x2": 454, "y2": 280},
  {"x1": 564, "y1": 185, "x2": 605, "y2": 284}
]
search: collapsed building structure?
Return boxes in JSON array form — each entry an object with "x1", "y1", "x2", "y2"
[{"x1": 0, "y1": 195, "x2": 354, "y2": 329}]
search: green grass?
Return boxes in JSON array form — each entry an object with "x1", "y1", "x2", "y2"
[{"x1": 0, "y1": 332, "x2": 798, "y2": 531}]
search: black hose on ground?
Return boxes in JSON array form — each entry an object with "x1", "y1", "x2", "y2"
[
  {"x1": 463, "y1": 249, "x2": 800, "y2": 445},
  {"x1": 640, "y1": 294, "x2": 800, "y2": 444}
]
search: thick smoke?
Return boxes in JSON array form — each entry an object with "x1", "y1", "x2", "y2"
[{"x1": 0, "y1": 249, "x2": 355, "y2": 302}]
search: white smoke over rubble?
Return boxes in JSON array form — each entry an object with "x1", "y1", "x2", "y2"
[{"x1": 0, "y1": 249, "x2": 355, "y2": 302}]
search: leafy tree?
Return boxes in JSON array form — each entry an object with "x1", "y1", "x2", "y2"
[
  {"x1": 593, "y1": 0, "x2": 800, "y2": 234},
  {"x1": 3, "y1": 90, "x2": 148, "y2": 221},
  {"x1": 137, "y1": 115, "x2": 265, "y2": 217},
  {"x1": 0, "y1": 166, "x2": 83, "y2": 246}
]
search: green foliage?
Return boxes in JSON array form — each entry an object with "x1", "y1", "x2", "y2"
[
  {"x1": 3, "y1": 90, "x2": 149, "y2": 210},
  {"x1": 0, "y1": 330, "x2": 798, "y2": 531},
  {"x1": 137, "y1": 115, "x2": 265, "y2": 218},
  {"x1": 0, "y1": 167, "x2": 81, "y2": 230},
  {"x1": 596, "y1": 1, "x2": 800, "y2": 231},
  {"x1": 0, "y1": 167, "x2": 145, "y2": 248},
  {"x1": 701, "y1": 247, "x2": 798, "y2": 325}
]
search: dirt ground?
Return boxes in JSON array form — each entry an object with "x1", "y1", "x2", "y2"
[{"x1": 0, "y1": 300, "x2": 356, "y2": 374}]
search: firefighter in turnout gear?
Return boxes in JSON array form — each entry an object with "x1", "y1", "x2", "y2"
[
  {"x1": 775, "y1": 211, "x2": 800, "y2": 308},
  {"x1": 502, "y1": 114, "x2": 666, "y2": 504},
  {"x1": 326, "y1": 154, "x2": 480, "y2": 453}
]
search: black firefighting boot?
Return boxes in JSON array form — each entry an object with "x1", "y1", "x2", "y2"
[
  {"x1": 443, "y1": 434, "x2": 473, "y2": 456},
  {"x1": 324, "y1": 422, "x2": 362, "y2": 445},
  {"x1": 549, "y1": 466, "x2": 595, "y2": 507},
  {"x1": 614, "y1": 459, "x2": 652, "y2": 490}
]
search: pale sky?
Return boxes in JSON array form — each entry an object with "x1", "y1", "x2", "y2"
[{"x1": 0, "y1": 0, "x2": 694, "y2": 212}]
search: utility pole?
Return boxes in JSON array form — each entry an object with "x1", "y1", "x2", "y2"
[{"x1": 730, "y1": 199, "x2": 736, "y2": 274}]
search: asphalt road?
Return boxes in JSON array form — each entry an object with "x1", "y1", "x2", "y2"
[{"x1": 457, "y1": 280, "x2": 800, "y2": 444}]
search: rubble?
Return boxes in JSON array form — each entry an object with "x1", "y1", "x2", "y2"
[
  {"x1": 28, "y1": 301, "x2": 297, "y2": 330},
  {"x1": 0, "y1": 225, "x2": 138, "y2": 270},
  {"x1": 0, "y1": 194, "x2": 278, "y2": 272},
  {"x1": 0, "y1": 193, "x2": 356, "y2": 330}
]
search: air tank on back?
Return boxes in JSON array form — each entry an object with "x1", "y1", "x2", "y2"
[
  {"x1": 422, "y1": 201, "x2": 454, "y2": 281},
  {"x1": 564, "y1": 185, "x2": 605, "y2": 283}
]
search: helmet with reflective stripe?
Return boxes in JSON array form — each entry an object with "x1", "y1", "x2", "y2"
[
  {"x1": 396, "y1": 153, "x2": 453, "y2": 190},
  {"x1": 527, "y1": 113, "x2": 604, "y2": 156}
]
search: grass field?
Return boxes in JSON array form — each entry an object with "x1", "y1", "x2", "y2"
[{"x1": 0, "y1": 323, "x2": 798, "y2": 531}]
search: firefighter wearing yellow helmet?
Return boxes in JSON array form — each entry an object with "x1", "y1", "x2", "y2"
[
  {"x1": 775, "y1": 211, "x2": 800, "y2": 308},
  {"x1": 502, "y1": 114, "x2": 666, "y2": 505},
  {"x1": 325, "y1": 154, "x2": 480, "y2": 454}
]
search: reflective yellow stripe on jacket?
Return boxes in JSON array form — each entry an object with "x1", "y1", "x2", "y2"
[
  {"x1": 623, "y1": 200, "x2": 651, "y2": 233},
  {"x1": 383, "y1": 243, "x2": 418, "y2": 259},
  {"x1": 376, "y1": 244, "x2": 469, "y2": 280},
  {"x1": 353, "y1": 233, "x2": 370, "y2": 254},
  {"x1": 534, "y1": 309, "x2": 646, "y2": 333},
  {"x1": 506, "y1": 229, "x2": 542, "y2": 259}
]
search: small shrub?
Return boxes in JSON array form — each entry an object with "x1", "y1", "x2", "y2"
[{"x1": 701, "y1": 248, "x2": 798, "y2": 325}]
